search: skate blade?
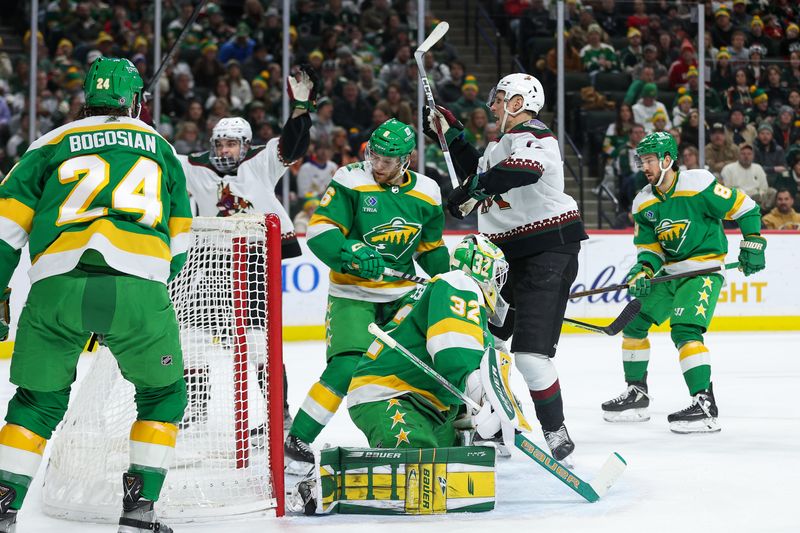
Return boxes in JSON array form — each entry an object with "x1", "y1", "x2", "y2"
[
  {"x1": 603, "y1": 409, "x2": 650, "y2": 423},
  {"x1": 555, "y1": 452, "x2": 574, "y2": 469},
  {"x1": 669, "y1": 418, "x2": 721, "y2": 434}
]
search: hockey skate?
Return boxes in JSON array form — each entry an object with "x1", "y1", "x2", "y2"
[
  {"x1": 117, "y1": 473, "x2": 172, "y2": 533},
  {"x1": 668, "y1": 384, "x2": 720, "y2": 434},
  {"x1": 287, "y1": 466, "x2": 317, "y2": 515},
  {"x1": 284, "y1": 434, "x2": 315, "y2": 475},
  {"x1": 543, "y1": 424, "x2": 575, "y2": 465},
  {"x1": 601, "y1": 377, "x2": 651, "y2": 422},
  {"x1": 0, "y1": 483, "x2": 17, "y2": 533}
]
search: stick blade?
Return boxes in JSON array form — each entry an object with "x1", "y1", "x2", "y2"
[
  {"x1": 603, "y1": 299, "x2": 642, "y2": 335},
  {"x1": 417, "y1": 21, "x2": 450, "y2": 54},
  {"x1": 589, "y1": 452, "x2": 627, "y2": 498}
]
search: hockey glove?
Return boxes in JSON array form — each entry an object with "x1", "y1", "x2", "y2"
[
  {"x1": 738, "y1": 234, "x2": 767, "y2": 276},
  {"x1": 288, "y1": 64, "x2": 320, "y2": 111},
  {"x1": 0, "y1": 288, "x2": 10, "y2": 342},
  {"x1": 341, "y1": 240, "x2": 385, "y2": 280},
  {"x1": 446, "y1": 174, "x2": 488, "y2": 219},
  {"x1": 626, "y1": 263, "x2": 654, "y2": 298},
  {"x1": 423, "y1": 105, "x2": 464, "y2": 145}
]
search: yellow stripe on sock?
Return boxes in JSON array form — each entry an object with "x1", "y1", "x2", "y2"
[
  {"x1": 679, "y1": 341, "x2": 708, "y2": 360},
  {"x1": 622, "y1": 337, "x2": 650, "y2": 350},
  {"x1": 0, "y1": 424, "x2": 47, "y2": 455},
  {"x1": 129, "y1": 421, "x2": 178, "y2": 447},
  {"x1": 309, "y1": 382, "x2": 343, "y2": 413}
]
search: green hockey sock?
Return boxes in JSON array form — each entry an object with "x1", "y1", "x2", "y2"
[
  {"x1": 678, "y1": 341, "x2": 711, "y2": 395},
  {"x1": 290, "y1": 355, "x2": 360, "y2": 443},
  {"x1": 127, "y1": 465, "x2": 167, "y2": 502},
  {"x1": 621, "y1": 337, "x2": 650, "y2": 383}
]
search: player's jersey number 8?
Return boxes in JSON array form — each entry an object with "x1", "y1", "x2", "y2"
[{"x1": 57, "y1": 154, "x2": 162, "y2": 227}]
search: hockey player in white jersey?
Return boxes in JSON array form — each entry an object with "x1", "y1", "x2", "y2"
[
  {"x1": 426, "y1": 73, "x2": 588, "y2": 462},
  {"x1": 177, "y1": 65, "x2": 318, "y2": 434}
]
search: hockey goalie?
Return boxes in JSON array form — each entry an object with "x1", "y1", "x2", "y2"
[{"x1": 290, "y1": 235, "x2": 532, "y2": 515}]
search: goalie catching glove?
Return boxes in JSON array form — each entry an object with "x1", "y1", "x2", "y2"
[
  {"x1": 341, "y1": 240, "x2": 385, "y2": 280},
  {"x1": 0, "y1": 288, "x2": 9, "y2": 342},
  {"x1": 287, "y1": 63, "x2": 321, "y2": 111},
  {"x1": 423, "y1": 105, "x2": 464, "y2": 145},
  {"x1": 738, "y1": 234, "x2": 766, "y2": 276}
]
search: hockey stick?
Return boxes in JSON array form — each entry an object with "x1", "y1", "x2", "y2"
[
  {"x1": 384, "y1": 268, "x2": 640, "y2": 336},
  {"x1": 569, "y1": 262, "x2": 741, "y2": 299},
  {"x1": 368, "y1": 323, "x2": 627, "y2": 502},
  {"x1": 414, "y1": 22, "x2": 457, "y2": 189},
  {"x1": 562, "y1": 299, "x2": 641, "y2": 335},
  {"x1": 145, "y1": 0, "x2": 210, "y2": 96},
  {"x1": 414, "y1": 23, "x2": 480, "y2": 218}
]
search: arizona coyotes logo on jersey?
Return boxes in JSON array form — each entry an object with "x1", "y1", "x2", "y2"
[
  {"x1": 363, "y1": 217, "x2": 421, "y2": 259},
  {"x1": 655, "y1": 218, "x2": 691, "y2": 253},
  {"x1": 217, "y1": 184, "x2": 254, "y2": 217}
]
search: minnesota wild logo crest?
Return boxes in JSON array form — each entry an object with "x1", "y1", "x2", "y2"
[
  {"x1": 363, "y1": 218, "x2": 421, "y2": 259},
  {"x1": 655, "y1": 218, "x2": 691, "y2": 253}
]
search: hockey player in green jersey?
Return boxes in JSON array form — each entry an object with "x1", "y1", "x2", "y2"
[
  {"x1": 0, "y1": 57, "x2": 191, "y2": 532},
  {"x1": 601, "y1": 131, "x2": 766, "y2": 433},
  {"x1": 284, "y1": 118, "x2": 451, "y2": 466},
  {"x1": 347, "y1": 234, "x2": 511, "y2": 448}
]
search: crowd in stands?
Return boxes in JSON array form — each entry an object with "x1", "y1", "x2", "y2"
[
  {"x1": 2, "y1": 1, "x2": 799, "y2": 230},
  {"x1": 498, "y1": 0, "x2": 800, "y2": 229},
  {"x1": 0, "y1": 0, "x2": 490, "y2": 228}
]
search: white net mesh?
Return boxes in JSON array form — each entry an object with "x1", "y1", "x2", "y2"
[{"x1": 41, "y1": 215, "x2": 281, "y2": 523}]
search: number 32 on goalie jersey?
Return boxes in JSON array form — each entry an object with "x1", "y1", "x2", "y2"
[
  {"x1": 450, "y1": 295, "x2": 481, "y2": 324},
  {"x1": 57, "y1": 154, "x2": 162, "y2": 227}
]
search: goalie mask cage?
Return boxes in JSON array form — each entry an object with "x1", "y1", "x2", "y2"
[{"x1": 41, "y1": 214, "x2": 285, "y2": 522}]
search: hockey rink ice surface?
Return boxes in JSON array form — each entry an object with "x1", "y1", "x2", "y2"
[{"x1": 2, "y1": 331, "x2": 797, "y2": 532}]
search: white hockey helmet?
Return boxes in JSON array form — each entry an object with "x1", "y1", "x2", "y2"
[
  {"x1": 210, "y1": 117, "x2": 253, "y2": 172},
  {"x1": 487, "y1": 73, "x2": 545, "y2": 115}
]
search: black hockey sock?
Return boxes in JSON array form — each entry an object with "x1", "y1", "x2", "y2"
[{"x1": 530, "y1": 380, "x2": 565, "y2": 432}]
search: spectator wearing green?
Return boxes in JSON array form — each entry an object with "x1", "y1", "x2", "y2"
[
  {"x1": 451, "y1": 76, "x2": 490, "y2": 125},
  {"x1": 671, "y1": 66, "x2": 724, "y2": 113},
  {"x1": 579, "y1": 23, "x2": 619, "y2": 74}
]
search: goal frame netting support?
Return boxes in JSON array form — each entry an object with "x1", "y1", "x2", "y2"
[{"x1": 40, "y1": 213, "x2": 285, "y2": 522}]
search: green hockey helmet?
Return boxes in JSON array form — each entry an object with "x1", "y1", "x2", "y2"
[
  {"x1": 368, "y1": 118, "x2": 416, "y2": 157},
  {"x1": 84, "y1": 57, "x2": 144, "y2": 115},
  {"x1": 450, "y1": 234, "x2": 509, "y2": 316},
  {"x1": 636, "y1": 131, "x2": 678, "y2": 163}
]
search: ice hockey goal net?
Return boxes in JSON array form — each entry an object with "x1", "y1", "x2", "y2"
[{"x1": 41, "y1": 214, "x2": 285, "y2": 522}]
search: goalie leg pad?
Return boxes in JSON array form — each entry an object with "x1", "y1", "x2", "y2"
[{"x1": 311, "y1": 446, "x2": 496, "y2": 515}]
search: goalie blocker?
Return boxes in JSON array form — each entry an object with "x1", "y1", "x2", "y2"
[{"x1": 296, "y1": 446, "x2": 496, "y2": 515}]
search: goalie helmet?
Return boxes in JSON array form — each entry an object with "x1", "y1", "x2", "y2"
[
  {"x1": 210, "y1": 117, "x2": 253, "y2": 173},
  {"x1": 487, "y1": 73, "x2": 545, "y2": 115},
  {"x1": 450, "y1": 234, "x2": 509, "y2": 315}
]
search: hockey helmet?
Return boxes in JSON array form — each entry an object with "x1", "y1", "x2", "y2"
[
  {"x1": 450, "y1": 234, "x2": 509, "y2": 316},
  {"x1": 83, "y1": 57, "x2": 144, "y2": 117},
  {"x1": 636, "y1": 131, "x2": 678, "y2": 164},
  {"x1": 365, "y1": 118, "x2": 416, "y2": 179},
  {"x1": 210, "y1": 117, "x2": 253, "y2": 173},
  {"x1": 487, "y1": 73, "x2": 545, "y2": 115}
]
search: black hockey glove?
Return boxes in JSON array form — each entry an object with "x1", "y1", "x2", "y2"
[
  {"x1": 446, "y1": 174, "x2": 487, "y2": 219},
  {"x1": 423, "y1": 105, "x2": 464, "y2": 145}
]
